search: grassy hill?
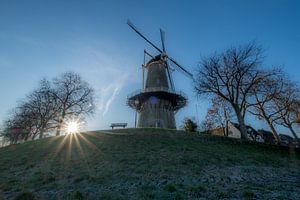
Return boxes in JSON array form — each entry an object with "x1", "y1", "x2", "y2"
[{"x1": 0, "y1": 129, "x2": 299, "y2": 200}]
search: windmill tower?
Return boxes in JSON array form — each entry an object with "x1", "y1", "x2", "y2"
[{"x1": 127, "y1": 20, "x2": 193, "y2": 129}]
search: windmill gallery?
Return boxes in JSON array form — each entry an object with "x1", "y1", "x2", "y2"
[{"x1": 126, "y1": 20, "x2": 193, "y2": 129}]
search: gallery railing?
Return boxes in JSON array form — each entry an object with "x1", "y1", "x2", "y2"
[{"x1": 127, "y1": 87, "x2": 187, "y2": 99}]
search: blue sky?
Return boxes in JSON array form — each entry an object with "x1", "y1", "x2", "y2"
[{"x1": 0, "y1": 0, "x2": 299, "y2": 134}]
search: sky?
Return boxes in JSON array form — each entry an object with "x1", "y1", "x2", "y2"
[{"x1": 0, "y1": 0, "x2": 299, "y2": 135}]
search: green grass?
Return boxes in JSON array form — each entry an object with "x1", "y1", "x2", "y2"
[{"x1": 0, "y1": 128, "x2": 299, "y2": 199}]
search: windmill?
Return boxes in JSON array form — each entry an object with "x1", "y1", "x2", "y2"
[{"x1": 127, "y1": 20, "x2": 193, "y2": 129}]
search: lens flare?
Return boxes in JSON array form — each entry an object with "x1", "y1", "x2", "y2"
[{"x1": 67, "y1": 121, "x2": 79, "y2": 134}]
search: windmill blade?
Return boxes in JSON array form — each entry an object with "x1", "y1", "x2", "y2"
[
  {"x1": 168, "y1": 56, "x2": 193, "y2": 79},
  {"x1": 144, "y1": 49, "x2": 154, "y2": 59},
  {"x1": 160, "y1": 29, "x2": 166, "y2": 53},
  {"x1": 165, "y1": 60, "x2": 175, "y2": 91},
  {"x1": 127, "y1": 20, "x2": 163, "y2": 53}
]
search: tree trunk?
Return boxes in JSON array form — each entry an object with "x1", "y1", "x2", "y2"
[
  {"x1": 32, "y1": 132, "x2": 38, "y2": 140},
  {"x1": 287, "y1": 124, "x2": 299, "y2": 144},
  {"x1": 234, "y1": 106, "x2": 248, "y2": 140},
  {"x1": 56, "y1": 109, "x2": 65, "y2": 136},
  {"x1": 56, "y1": 122, "x2": 62, "y2": 136},
  {"x1": 56, "y1": 115, "x2": 65, "y2": 136},
  {"x1": 258, "y1": 104, "x2": 281, "y2": 145},
  {"x1": 24, "y1": 135, "x2": 29, "y2": 141},
  {"x1": 266, "y1": 120, "x2": 281, "y2": 144},
  {"x1": 39, "y1": 128, "x2": 45, "y2": 139},
  {"x1": 224, "y1": 108, "x2": 229, "y2": 136}
]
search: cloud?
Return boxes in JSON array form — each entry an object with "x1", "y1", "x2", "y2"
[{"x1": 97, "y1": 73, "x2": 129, "y2": 116}]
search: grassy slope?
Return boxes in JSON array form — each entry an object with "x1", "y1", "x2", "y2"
[{"x1": 0, "y1": 128, "x2": 299, "y2": 200}]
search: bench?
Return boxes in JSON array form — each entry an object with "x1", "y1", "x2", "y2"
[{"x1": 110, "y1": 123, "x2": 127, "y2": 129}]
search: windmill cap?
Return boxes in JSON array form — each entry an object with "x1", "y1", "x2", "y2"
[{"x1": 146, "y1": 54, "x2": 166, "y2": 66}]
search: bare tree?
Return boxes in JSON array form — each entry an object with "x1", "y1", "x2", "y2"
[
  {"x1": 247, "y1": 69, "x2": 284, "y2": 144},
  {"x1": 198, "y1": 120, "x2": 209, "y2": 133},
  {"x1": 1, "y1": 118, "x2": 20, "y2": 144},
  {"x1": 1, "y1": 107, "x2": 35, "y2": 143},
  {"x1": 272, "y1": 81, "x2": 300, "y2": 142},
  {"x1": 204, "y1": 95, "x2": 234, "y2": 136},
  {"x1": 3, "y1": 79, "x2": 59, "y2": 141},
  {"x1": 195, "y1": 43, "x2": 265, "y2": 140},
  {"x1": 52, "y1": 72, "x2": 95, "y2": 136},
  {"x1": 23, "y1": 79, "x2": 59, "y2": 139}
]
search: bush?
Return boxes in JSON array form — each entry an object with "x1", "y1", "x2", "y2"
[{"x1": 181, "y1": 118, "x2": 198, "y2": 132}]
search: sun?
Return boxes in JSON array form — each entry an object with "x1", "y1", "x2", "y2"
[
  {"x1": 63, "y1": 117, "x2": 85, "y2": 135},
  {"x1": 67, "y1": 121, "x2": 79, "y2": 134}
]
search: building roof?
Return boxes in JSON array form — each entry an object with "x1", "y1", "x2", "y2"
[{"x1": 230, "y1": 122, "x2": 259, "y2": 137}]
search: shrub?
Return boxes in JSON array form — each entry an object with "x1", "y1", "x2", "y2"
[{"x1": 181, "y1": 118, "x2": 198, "y2": 132}]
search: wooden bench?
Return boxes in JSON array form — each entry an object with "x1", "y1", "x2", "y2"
[{"x1": 110, "y1": 123, "x2": 127, "y2": 129}]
